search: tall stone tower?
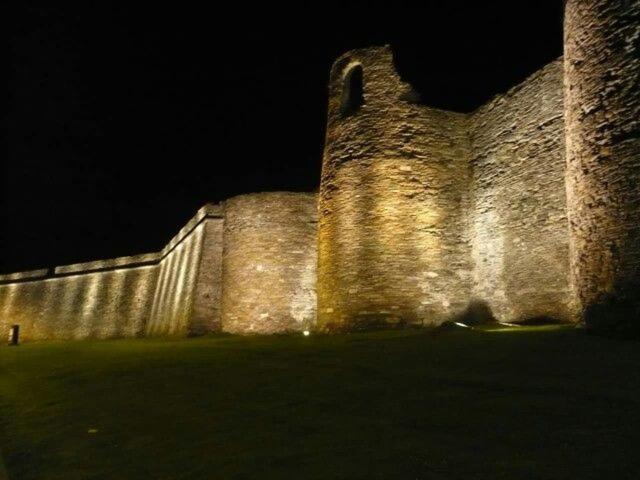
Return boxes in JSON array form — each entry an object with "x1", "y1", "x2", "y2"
[
  {"x1": 317, "y1": 46, "x2": 472, "y2": 331},
  {"x1": 564, "y1": 0, "x2": 640, "y2": 328}
]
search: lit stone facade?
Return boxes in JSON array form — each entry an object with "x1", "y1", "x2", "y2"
[
  {"x1": 318, "y1": 48, "x2": 473, "y2": 330},
  {"x1": 564, "y1": 0, "x2": 640, "y2": 322},
  {"x1": 468, "y1": 60, "x2": 572, "y2": 323},
  {"x1": 1, "y1": 0, "x2": 638, "y2": 339},
  {"x1": 317, "y1": 47, "x2": 576, "y2": 331},
  {"x1": 220, "y1": 193, "x2": 317, "y2": 334}
]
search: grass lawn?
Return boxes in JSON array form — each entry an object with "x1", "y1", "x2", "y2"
[{"x1": 1, "y1": 326, "x2": 640, "y2": 479}]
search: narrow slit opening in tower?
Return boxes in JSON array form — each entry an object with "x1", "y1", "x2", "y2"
[{"x1": 340, "y1": 65, "x2": 364, "y2": 117}]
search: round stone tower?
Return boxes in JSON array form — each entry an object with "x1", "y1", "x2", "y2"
[
  {"x1": 317, "y1": 46, "x2": 472, "y2": 331},
  {"x1": 564, "y1": 0, "x2": 640, "y2": 328}
]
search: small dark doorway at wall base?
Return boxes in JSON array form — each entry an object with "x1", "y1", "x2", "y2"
[
  {"x1": 340, "y1": 65, "x2": 364, "y2": 117},
  {"x1": 8, "y1": 325, "x2": 20, "y2": 346}
]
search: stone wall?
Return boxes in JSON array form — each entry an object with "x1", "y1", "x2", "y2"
[
  {"x1": 317, "y1": 46, "x2": 473, "y2": 331},
  {"x1": 0, "y1": 205, "x2": 226, "y2": 341},
  {"x1": 0, "y1": 256, "x2": 159, "y2": 341},
  {"x1": 190, "y1": 218, "x2": 224, "y2": 334},
  {"x1": 146, "y1": 204, "x2": 224, "y2": 336},
  {"x1": 0, "y1": 195, "x2": 319, "y2": 340},
  {"x1": 4, "y1": 9, "x2": 638, "y2": 338},
  {"x1": 564, "y1": 0, "x2": 640, "y2": 326},
  {"x1": 318, "y1": 46, "x2": 578, "y2": 328},
  {"x1": 468, "y1": 59, "x2": 572, "y2": 322},
  {"x1": 220, "y1": 192, "x2": 317, "y2": 334}
]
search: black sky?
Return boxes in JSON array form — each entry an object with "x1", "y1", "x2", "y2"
[{"x1": 4, "y1": 2, "x2": 564, "y2": 273}]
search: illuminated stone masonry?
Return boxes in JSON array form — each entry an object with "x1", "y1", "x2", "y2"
[
  {"x1": 0, "y1": 195, "x2": 317, "y2": 341},
  {"x1": 1, "y1": 0, "x2": 638, "y2": 338},
  {"x1": 318, "y1": 48, "x2": 572, "y2": 330},
  {"x1": 0, "y1": 205, "x2": 224, "y2": 341}
]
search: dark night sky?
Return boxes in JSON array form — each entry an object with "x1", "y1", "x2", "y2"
[{"x1": 4, "y1": 2, "x2": 564, "y2": 273}]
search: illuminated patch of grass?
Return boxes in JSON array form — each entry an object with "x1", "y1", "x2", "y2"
[
  {"x1": 479, "y1": 324, "x2": 572, "y2": 333},
  {"x1": 1, "y1": 326, "x2": 639, "y2": 479}
]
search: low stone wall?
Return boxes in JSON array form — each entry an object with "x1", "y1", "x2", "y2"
[
  {"x1": 0, "y1": 204, "x2": 225, "y2": 341},
  {"x1": 0, "y1": 258, "x2": 158, "y2": 341}
]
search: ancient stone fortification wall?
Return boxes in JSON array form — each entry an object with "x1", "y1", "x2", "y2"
[
  {"x1": 564, "y1": 0, "x2": 640, "y2": 323},
  {"x1": 468, "y1": 59, "x2": 572, "y2": 322},
  {"x1": 0, "y1": 256, "x2": 159, "y2": 341},
  {"x1": 146, "y1": 204, "x2": 224, "y2": 336},
  {"x1": 318, "y1": 46, "x2": 473, "y2": 330},
  {"x1": 318, "y1": 46, "x2": 578, "y2": 328},
  {"x1": 221, "y1": 192, "x2": 317, "y2": 334},
  {"x1": 0, "y1": 205, "x2": 225, "y2": 341},
  {"x1": 0, "y1": 194, "x2": 318, "y2": 340},
  {"x1": 6, "y1": 6, "x2": 638, "y2": 338}
]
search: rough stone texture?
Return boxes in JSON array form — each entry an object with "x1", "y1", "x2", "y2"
[
  {"x1": 0, "y1": 261, "x2": 158, "y2": 341},
  {"x1": 469, "y1": 60, "x2": 572, "y2": 322},
  {"x1": 54, "y1": 252, "x2": 160, "y2": 274},
  {"x1": 146, "y1": 205, "x2": 224, "y2": 336},
  {"x1": 190, "y1": 218, "x2": 224, "y2": 335},
  {"x1": 3, "y1": 5, "x2": 639, "y2": 338},
  {"x1": 0, "y1": 269, "x2": 49, "y2": 282},
  {"x1": 564, "y1": 0, "x2": 640, "y2": 321},
  {"x1": 318, "y1": 46, "x2": 473, "y2": 330},
  {"x1": 0, "y1": 205, "x2": 225, "y2": 341},
  {"x1": 145, "y1": 224, "x2": 206, "y2": 336},
  {"x1": 221, "y1": 192, "x2": 317, "y2": 334}
]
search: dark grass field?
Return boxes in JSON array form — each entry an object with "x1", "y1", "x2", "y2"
[{"x1": 1, "y1": 325, "x2": 639, "y2": 479}]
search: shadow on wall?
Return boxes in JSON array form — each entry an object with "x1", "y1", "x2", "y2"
[
  {"x1": 584, "y1": 281, "x2": 640, "y2": 338},
  {"x1": 452, "y1": 301, "x2": 567, "y2": 327},
  {"x1": 454, "y1": 300, "x2": 496, "y2": 326},
  {"x1": 341, "y1": 301, "x2": 498, "y2": 332}
]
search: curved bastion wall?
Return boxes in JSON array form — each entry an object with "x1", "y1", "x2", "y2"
[
  {"x1": 317, "y1": 46, "x2": 473, "y2": 331},
  {"x1": 220, "y1": 192, "x2": 317, "y2": 334},
  {"x1": 564, "y1": 0, "x2": 640, "y2": 324}
]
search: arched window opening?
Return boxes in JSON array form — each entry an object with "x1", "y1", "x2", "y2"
[{"x1": 340, "y1": 65, "x2": 364, "y2": 117}]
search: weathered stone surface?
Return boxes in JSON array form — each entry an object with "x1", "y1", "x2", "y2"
[
  {"x1": 318, "y1": 46, "x2": 473, "y2": 331},
  {"x1": 317, "y1": 46, "x2": 576, "y2": 330},
  {"x1": 147, "y1": 222, "x2": 206, "y2": 336},
  {"x1": 2, "y1": 4, "x2": 638, "y2": 338},
  {"x1": 564, "y1": 0, "x2": 640, "y2": 326},
  {"x1": 221, "y1": 192, "x2": 317, "y2": 334},
  {"x1": 469, "y1": 60, "x2": 572, "y2": 322},
  {"x1": 146, "y1": 206, "x2": 223, "y2": 336},
  {"x1": 0, "y1": 205, "x2": 225, "y2": 341},
  {"x1": 0, "y1": 269, "x2": 49, "y2": 282},
  {"x1": 0, "y1": 264, "x2": 158, "y2": 341},
  {"x1": 191, "y1": 218, "x2": 224, "y2": 335}
]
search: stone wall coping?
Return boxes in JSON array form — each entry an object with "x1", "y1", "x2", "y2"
[
  {"x1": 0, "y1": 269, "x2": 49, "y2": 282},
  {"x1": 0, "y1": 202, "x2": 225, "y2": 284}
]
